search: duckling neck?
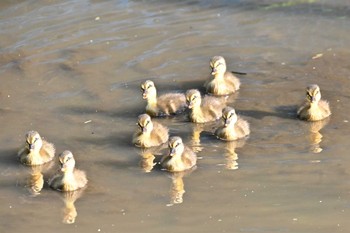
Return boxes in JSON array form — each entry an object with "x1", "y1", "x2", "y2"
[
  {"x1": 310, "y1": 101, "x2": 319, "y2": 108},
  {"x1": 142, "y1": 129, "x2": 152, "y2": 137},
  {"x1": 27, "y1": 150, "x2": 42, "y2": 164},
  {"x1": 62, "y1": 170, "x2": 75, "y2": 182},
  {"x1": 213, "y1": 72, "x2": 225, "y2": 79},
  {"x1": 191, "y1": 105, "x2": 205, "y2": 120},
  {"x1": 146, "y1": 95, "x2": 158, "y2": 108}
]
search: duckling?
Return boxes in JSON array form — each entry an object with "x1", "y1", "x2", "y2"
[
  {"x1": 215, "y1": 107, "x2": 250, "y2": 141},
  {"x1": 160, "y1": 136, "x2": 197, "y2": 172},
  {"x1": 141, "y1": 80, "x2": 187, "y2": 117},
  {"x1": 49, "y1": 151, "x2": 88, "y2": 192},
  {"x1": 132, "y1": 114, "x2": 169, "y2": 148},
  {"x1": 186, "y1": 89, "x2": 226, "y2": 123},
  {"x1": 17, "y1": 130, "x2": 55, "y2": 166},
  {"x1": 204, "y1": 56, "x2": 241, "y2": 95},
  {"x1": 297, "y1": 84, "x2": 331, "y2": 121}
]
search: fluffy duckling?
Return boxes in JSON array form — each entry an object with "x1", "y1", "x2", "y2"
[
  {"x1": 160, "y1": 136, "x2": 197, "y2": 172},
  {"x1": 204, "y1": 56, "x2": 241, "y2": 95},
  {"x1": 215, "y1": 107, "x2": 250, "y2": 141},
  {"x1": 186, "y1": 89, "x2": 226, "y2": 123},
  {"x1": 141, "y1": 80, "x2": 187, "y2": 117},
  {"x1": 18, "y1": 130, "x2": 55, "y2": 166},
  {"x1": 132, "y1": 113, "x2": 169, "y2": 148},
  {"x1": 297, "y1": 84, "x2": 331, "y2": 121},
  {"x1": 49, "y1": 151, "x2": 88, "y2": 192}
]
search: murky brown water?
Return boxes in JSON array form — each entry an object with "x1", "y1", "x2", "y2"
[{"x1": 1, "y1": 0, "x2": 350, "y2": 232}]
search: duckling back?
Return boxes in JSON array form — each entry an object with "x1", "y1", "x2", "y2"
[
  {"x1": 155, "y1": 92, "x2": 187, "y2": 116},
  {"x1": 215, "y1": 117, "x2": 250, "y2": 141},
  {"x1": 161, "y1": 137, "x2": 197, "y2": 172},
  {"x1": 161, "y1": 147, "x2": 197, "y2": 172},
  {"x1": 297, "y1": 100, "x2": 331, "y2": 121},
  {"x1": 132, "y1": 114, "x2": 169, "y2": 148},
  {"x1": 141, "y1": 80, "x2": 186, "y2": 117},
  {"x1": 18, "y1": 131, "x2": 55, "y2": 166},
  {"x1": 297, "y1": 84, "x2": 331, "y2": 121},
  {"x1": 190, "y1": 95, "x2": 226, "y2": 123},
  {"x1": 49, "y1": 151, "x2": 88, "y2": 192},
  {"x1": 205, "y1": 56, "x2": 240, "y2": 95},
  {"x1": 50, "y1": 168, "x2": 88, "y2": 192},
  {"x1": 205, "y1": 71, "x2": 240, "y2": 96}
]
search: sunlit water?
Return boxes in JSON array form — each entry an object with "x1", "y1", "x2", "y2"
[{"x1": 1, "y1": 0, "x2": 350, "y2": 232}]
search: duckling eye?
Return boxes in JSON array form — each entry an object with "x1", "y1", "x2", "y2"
[
  {"x1": 216, "y1": 62, "x2": 224, "y2": 68},
  {"x1": 147, "y1": 85, "x2": 153, "y2": 89},
  {"x1": 192, "y1": 96, "x2": 197, "y2": 101}
]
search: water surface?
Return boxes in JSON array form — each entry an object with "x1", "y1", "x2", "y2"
[{"x1": 1, "y1": 0, "x2": 350, "y2": 232}]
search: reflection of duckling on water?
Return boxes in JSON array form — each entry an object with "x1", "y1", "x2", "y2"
[
  {"x1": 297, "y1": 84, "x2": 331, "y2": 121},
  {"x1": 141, "y1": 80, "x2": 187, "y2": 117},
  {"x1": 139, "y1": 150, "x2": 156, "y2": 173},
  {"x1": 166, "y1": 167, "x2": 196, "y2": 206},
  {"x1": 25, "y1": 164, "x2": 52, "y2": 195},
  {"x1": 161, "y1": 136, "x2": 197, "y2": 172},
  {"x1": 61, "y1": 189, "x2": 85, "y2": 224},
  {"x1": 138, "y1": 146, "x2": 166, "y2": 173},
  {"x1": 186, "y1": 89, "x2": 226, "y2": 123},
  {"x1": 307, "y1": 117, "x2": 329, "y2": 153},
  {"x1": 18, "y1": 130, "x2": 55, "y2": 166},
  {"x1": 169, "y1": 172, "x2": 185, "y2": 205},
  {"x1": 49, "y1": 151, "x2": 88, "y2": 192},
  {"x1": 215, "y1": 107, "x2": 250, "y2": 141},
  {"x1": 224, "y1": 140, "x2": 246, "y2": 170},
  {"x1": 132, "y1": 114, "x2": 169, "y2": 148},
  {"x1": 190, "y1": 123, "x2": 205, "y2": 153},
  {"x1": 204, "y1": 56, "x2": 240, "y2": 95}
]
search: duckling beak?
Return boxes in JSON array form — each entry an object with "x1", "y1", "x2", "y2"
[
  {"x1": 29, "y1": 144, "x2": 35, "y2": 151},
  {"x1": 61, "y1": 163, "x2": 67, "y2": 172},
  {"x1": 142, "y1": 92, "x2": 147, "y2": 99},
  {"x1": 169, "y1": 148, "x2": 176, "y2": 157},
  {"x1": 224, "y1": 119, "x2": 230, "y2": 127},
  {"x1": 211, "y1": 68, "x2": 217, "y2": 75},
  {"x1": 187, "y1": 102, "x2": 193, "y2": 109},
  {"x1": 142, "y1": 127, "x2": 147, "y2": 133},
  {"x1": 311, "y1": 96, "x2": 317, "y2": 103}
]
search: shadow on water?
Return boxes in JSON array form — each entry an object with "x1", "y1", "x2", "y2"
[
  {"x1": 74, "y1": 131, "x2": 133, "y2": 150},
  {"x1": 238, "y1": 105, "x2": 298, "y2": 120},
  {"x1": 56, "y1": 105, "x2": 145, "y2": 120},
  {"x1": 140, "y1": 0, "x2": 350, "y2": 19},
  {"x1": 0, "y1": 148, "x2": 19, "y2": 167}
]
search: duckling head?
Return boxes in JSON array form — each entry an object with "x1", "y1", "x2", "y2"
[
  {"x1": 59, "y1": 150, "x2": 76, "y2": 173},
  {"x1": 186, "y1": 89, "x2": 201, "y2": 109},
  {"x1": 306, "y1": 84, "x2": 321, "y2": 104},
  {"x1": 25, "y1": 131, "x2": 43, "y2": 152},
  {"x1": 222, "y1": 107, "x2": 238, "y2": 127},
  {"x1": 210, "y1": 56, "x2": 227, "y2": 76},
  {"x1": 168, "y1": 136, "x2": 184, "y2": 157},
  {"x1": 137, "y1": 114, "x2": 153, "y2": 133},
  {"x1": 141, "y1": 80, "x2": 157, "y2": 100}
]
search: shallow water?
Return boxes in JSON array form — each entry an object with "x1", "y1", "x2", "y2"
[{"x1": 1, "y1": 0, "x2": 350, "y2": 232}]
